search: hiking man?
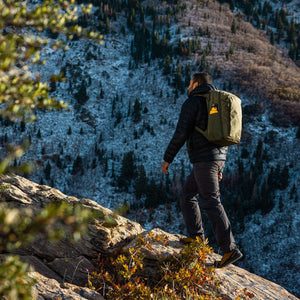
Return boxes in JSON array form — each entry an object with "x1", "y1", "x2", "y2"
[{"x1": 161, "y1": 72, "x2": 243, "y2": 268}]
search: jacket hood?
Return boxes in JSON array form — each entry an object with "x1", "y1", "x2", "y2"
[{"x1": 189, "y1": 84, "x2": 217, "y2": 98}]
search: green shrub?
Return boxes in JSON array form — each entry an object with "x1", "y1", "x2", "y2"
[{"x1": 0, "y1": 0, "x2": 102, "y2": 175}]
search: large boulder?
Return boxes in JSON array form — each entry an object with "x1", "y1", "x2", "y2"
[{"x1": 0, "y1": 174, "x2": 298, "y2": 300}]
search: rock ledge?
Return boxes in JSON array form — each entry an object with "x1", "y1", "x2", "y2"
[{"x1": 0, "y1": 175, "x2": 298, "y2": 300}]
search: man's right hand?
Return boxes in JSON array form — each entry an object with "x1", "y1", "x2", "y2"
[
  {"x1": 218, "y1": 172, "x2": 223, "y2": 182},
  {"x1": 161, "y1": 161, "x2": 170, "y2": 174}
]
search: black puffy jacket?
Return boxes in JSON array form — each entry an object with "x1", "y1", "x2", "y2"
[{"x1": 163, "y1": 84, "x2": 228, "y2": 164}]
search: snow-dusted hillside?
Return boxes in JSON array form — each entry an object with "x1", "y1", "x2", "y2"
[
  {"x1": 1, "y1": 0, "x2": 299, "y2": 297},
  {"x1": 25, "y1": 34, "x2": 190, "y2": 204}
]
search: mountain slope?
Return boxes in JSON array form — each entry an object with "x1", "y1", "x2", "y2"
[{"x1": 1, "y1": 0, "x2": 299, "y2": 296}]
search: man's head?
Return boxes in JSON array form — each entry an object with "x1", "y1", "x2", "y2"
[{"x1": 187, "y1": 72, "x2": 212, "y2": 96}]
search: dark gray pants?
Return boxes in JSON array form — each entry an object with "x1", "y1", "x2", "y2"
[{"x1": 180, "y1": 161, "x2": 236, "y2": 253}]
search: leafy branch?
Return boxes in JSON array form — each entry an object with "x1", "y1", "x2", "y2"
[{"x1": 0, "y1": 0, "x2": 103, "y2": 174}]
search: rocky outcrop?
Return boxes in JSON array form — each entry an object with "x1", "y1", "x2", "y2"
[{"x1": 0, "y1": 174, "x2": 298, "y2": 300}]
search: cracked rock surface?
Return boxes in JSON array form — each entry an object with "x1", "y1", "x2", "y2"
[{"x1": 0, "y1": 174, "x2": 298, "y2": 300}]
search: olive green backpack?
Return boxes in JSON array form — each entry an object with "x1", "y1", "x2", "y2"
[{"x1": 195, "y1": 90, "x2": 242, "y2": 146}]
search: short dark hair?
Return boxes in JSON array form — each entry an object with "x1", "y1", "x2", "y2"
[{"x1": 192, "y1": 72, "x2": 212, "y2": 85}]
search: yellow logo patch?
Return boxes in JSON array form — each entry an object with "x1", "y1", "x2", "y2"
[{"x1": 210, "y1": 104, "x2": 218, "y2": 114}]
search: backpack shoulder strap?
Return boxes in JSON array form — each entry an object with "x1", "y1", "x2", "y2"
[
  {"x1": 192, "y1": 92, "x2": 212, "y2": 136},
  {"x1": 191, "y1": 92, "x2": 210, "y2": 99}
]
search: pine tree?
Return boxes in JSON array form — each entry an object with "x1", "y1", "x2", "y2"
[
  {"x1": 290, "y1": 183, "x2": 296, "y2": 202},
  {"x1": 287, "y1": 19, "x2": 296, "y2": 43},
  {"x1": 289, "y1": 43, "x2": 296, "y2": 60},
  {"x1": 262, "y1": 1, "x2": 272, "y2": 17},
  {"x1": 20, "y1": 121, "x2": 26, "y2": 132},
  {"x1": 188, "y1": 38, "x2": 192, "y2": 56},
  {"x1": 160, "y1": 34, "x2": 169, "y2": 58},
  {"x1": 56, "y1": 156, "x2": 63, "y2": 169},
  {"x1": 92, "y1": 157, "x2": 97, "y2": 169},
  {"x1": 279, "y1": 196, "x2": 283, "y2": 212},
  {"x1": 184, "y1": 63, "x2": 191, "y2": 87},
  {"x1": 261, "y1": 177, "x2": 273, "y2": 214},
  {"x1": 296, "y1": 126, "x2": 300, "y2": 138},
  {"x1": 270, "y1": 31, "x2": 275, "y2": 45},
  {"x1": 151, "y1": 30, "x2": 160, "y2": 58},
  {"x1": 44, "y1": 161, "x2": 51, "y2": 180},
  {"x1": 213, "y1": 63, "x2": 220, "y2": 78},
  {"x1": 100, "y1": 88, "x2": 104, "y2": 99},
  {"x1": 118, "y1": 151, "x2": 136, "y2": 189},
  {"x1": 132, "y1": 98, "x2": 142, "y2": 122},
  {"x1": 37, "y1": 128, "x2": 41, "y2": 139},
  {"x1": 241, "y1": 148, "x2": 249, "y2": 159},
  {"x1": 275, "y1": 8, "x2": 280, "y2": 28},
  {"x1": 229, "y1": 43, "x2": 234, "y2": 55},
  {"x1": 174, "y1": 63, "x2": 184, "y2": 93},
  {"x1": 75, "y1": 80, "x2": 89, "y2": 105},
  {"x1": 200, "y1": 54, "x2": 206, "y2": 71},
  {"x1": 72, "y1": 155, "x2": 84, "y2": 175},
  {"x1": 231, "y1": 20, "x2": 237, "y2": 34},
  {"x1": 297, "y1": 33, "x2": 300, "y2": 60},
  {"x1": 279, "y1": 164, "x2": 289, "y2": 190},
  {"x1": 145, "y1": 178, "x2": 160, "y2": 208},
  {"x1": 163, "y1": 55, "x2": 172, "y2": 75},
  {"x1": 228, "y1": 78, "x2": 233, "y2": 91},
  {"x1": 99, "y1": 133, "x2": 103, "y2": 143},
  {"x1": 105, "y1": 16, "x2": 110, "y2": 33},
  {"x1": 253, "y1": 139, "x2": 264, "y2": 177},
  {"x1": 253, "y1": 8, "x2": 260, "y2": 27},
  {"x1": 279, "y1": 8, "x2": 288, "y2": 26},
  {"x1": 134, "y1": 165, "x2": 147, "y2": 199}
]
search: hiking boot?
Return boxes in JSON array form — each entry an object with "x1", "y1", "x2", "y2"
[
  {"x1": 214, "y1": 248, "x2": 243, "y2": 268},
  {"x1": 180, "y1": 235, "x2": 205, "y2": 245}
]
